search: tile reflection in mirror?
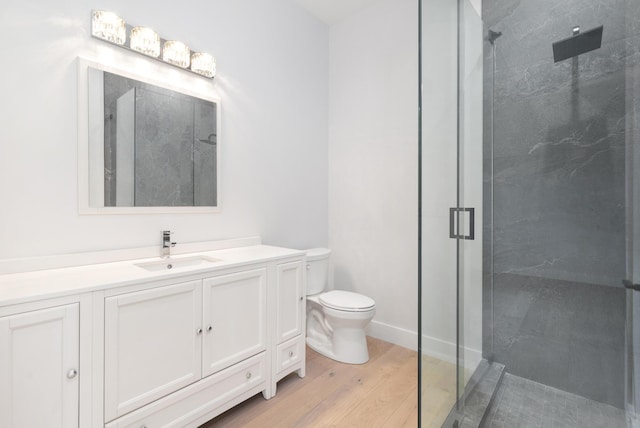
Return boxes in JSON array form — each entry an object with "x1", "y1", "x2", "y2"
[{"x1": 87, "y1": 65, "x2": 219, "y2": 209}]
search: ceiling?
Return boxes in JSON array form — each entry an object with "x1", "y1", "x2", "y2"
[{"x1": 292, "y1": 0, "x2": 381, "y2": 25}]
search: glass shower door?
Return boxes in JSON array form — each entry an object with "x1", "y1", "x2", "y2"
[
  {"x1": 421, "y1": 0, "x2": 639, "y2": 425},
  {"x1": 419, "y1": 0, "x2": 483, "y2": 426},
  {"x1": 456, "y1": 0, "x2": 484, "y2": 424}
]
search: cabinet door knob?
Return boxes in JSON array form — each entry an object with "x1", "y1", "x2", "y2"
[
  {"x1": 306, "y1": 264, "x2": 311, "y2": 270},
  {"x1": 196, "y1": 328, "x2": 203, "y2": 335},
  {"x1": 207, "y1": 325, "x2": 213, "y2": 332},
  {"x1": 67, "y1": 369, "x2": 78, "y2": 379},
  {"x1": 246, "y1": 371, "x2": 252, "y2": 379},
  {"x1": 289, "y1": 351, "x2": 294, "y2": 358},
  {"x1": 299, "y1": 296, "x2": 303, "y2": 301}
]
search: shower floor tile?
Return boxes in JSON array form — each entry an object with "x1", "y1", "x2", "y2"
[{"x1": 482, "y1": 373, "x2": 628, "y2": 428}]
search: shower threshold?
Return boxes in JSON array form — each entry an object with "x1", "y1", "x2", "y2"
[{"x1": 442, "y1": 360, "x2": 506, "y2": 427}]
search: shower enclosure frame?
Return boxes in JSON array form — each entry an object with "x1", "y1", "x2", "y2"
[{"x1": 419, "y1": 0, "x2": 639, "y2": 425}]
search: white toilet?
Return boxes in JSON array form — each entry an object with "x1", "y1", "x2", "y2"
[{"x1": 305, "y1": 248, "x2": 376, "y2": 364}]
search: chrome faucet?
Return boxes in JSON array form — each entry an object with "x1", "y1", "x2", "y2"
[{"x1": 162, "y1": 230, "x2": 176, "y2": 258}]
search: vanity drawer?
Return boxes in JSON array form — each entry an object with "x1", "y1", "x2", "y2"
[
  {"x1": 105, "y1": 352, "x2": 266, "y2": 428},
  {"x1": 276, "y1": 335, "x2": 304, "y2": 375}
]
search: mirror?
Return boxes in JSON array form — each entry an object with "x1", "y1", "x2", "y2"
[{"x1": 77, "y1": 57, "x2": 221, "y2": 214}]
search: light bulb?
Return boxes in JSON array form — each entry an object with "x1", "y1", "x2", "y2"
[
  {"x1": 162, "y1": 40, "x2": 190, "y2": 68},
  {"x1": 191, "y1": 52, "x2": 216, "y2": 78},
  {"x1": 91, "y1": 11, "x2": 126, "y2": 45}
]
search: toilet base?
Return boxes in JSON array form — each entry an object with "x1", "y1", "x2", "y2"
[
  {"x1": 306, "y1": 294, "x2": 375, "y2": 365},
  {"x1": 306, "y1": 329, "x2": 370, "y2": 365}
]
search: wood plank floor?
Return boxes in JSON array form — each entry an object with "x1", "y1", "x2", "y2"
[
  {"x1": 420, "y1": 355, "x2": 456, "y2": 427},
  {"x1": 200, "y1": 337, "x2": 456, "y2": 428}
]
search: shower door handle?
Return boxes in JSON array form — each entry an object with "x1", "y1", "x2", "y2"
[
  {"x1": 449, "y1": 207, "x2": 475, "y2": 240},
  {"x1": 623, "y1": 280, "x2": 640, "y2": 291}
]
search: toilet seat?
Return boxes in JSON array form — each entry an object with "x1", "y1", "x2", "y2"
[{"x1": 319, "y1": 290, "x2": 375, "y2": 312}]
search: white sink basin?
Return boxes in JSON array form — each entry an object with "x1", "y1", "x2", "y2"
[{"x1": 135, "y1": 256, "x2": 222, "y2": 272}]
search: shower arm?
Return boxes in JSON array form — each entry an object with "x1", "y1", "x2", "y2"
[{"x1": 623, "y1": 279, "x2": 640, "y2": 291}]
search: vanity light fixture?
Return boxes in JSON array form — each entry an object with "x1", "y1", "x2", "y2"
[{"x1": 90, "y1": 10, "x2": 216, "y2": 79}]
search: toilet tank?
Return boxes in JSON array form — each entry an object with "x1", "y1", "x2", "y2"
[{"x1": 306, "y1": 248, "x2": 331, "y2": 295}]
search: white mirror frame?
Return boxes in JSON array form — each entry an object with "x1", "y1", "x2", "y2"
[{"x1": 77, "y1": 56, "x2": 222, "y2": 215}]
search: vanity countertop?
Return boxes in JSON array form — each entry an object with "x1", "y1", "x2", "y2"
[{"x1": 0, "y1": 245, "x2": 304, "y2": 307}]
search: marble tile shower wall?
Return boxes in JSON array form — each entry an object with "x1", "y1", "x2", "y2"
[
  {"x1": 135, "y1": 88, "x2": 196, "y2": 206},
  {"x1": 482, "y1": 0, "x2": 640, "y2": 409},
  {"x1": 104, "y1": 73, "x2": 217, "y2": 207},
  {"x1": 134, "y1": 91, "x2": 217, "y2": 207}
]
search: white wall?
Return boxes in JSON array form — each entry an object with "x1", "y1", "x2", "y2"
[
  {"x1": 328, "y1": 0, "x2": 419, "y2": 349},
  {"x1": 0, "y1": 0, "x2": 328, "y2": 260}
]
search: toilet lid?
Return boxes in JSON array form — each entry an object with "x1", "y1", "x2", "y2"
[{"x1": 319, "y1": 290, "x2": 375, "y2": 312}]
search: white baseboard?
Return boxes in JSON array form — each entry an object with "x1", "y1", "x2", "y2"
[
  {"x1": 422, "y1": 333, "x2": 482, "y2": 370},
  {"x1": 367, "y1": 320, "x2": 418, "y2": 351},
  {"x1": 366, "y1": 320, "x2": 482, "y2": 370}
]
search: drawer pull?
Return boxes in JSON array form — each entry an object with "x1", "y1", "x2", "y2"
[
  {"x1": 289, "y1": 351, "x2": 294, "y2": 358},
  {"x1": 246, "y1": 371, "x2": 252, "y2": 379},
  {"x1": 299, "y1": 296, "x2": 303, "y2": 301}
]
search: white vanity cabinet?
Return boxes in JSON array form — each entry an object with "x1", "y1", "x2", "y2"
[
  {"x1": 202, "y1": 268, "x2": 267, "y2": 377},
  {"x1": 272, "y1": 259, "x2": 306, "y2": 390},
  {"x1": 0, "y1": 304, "x2": 80, "y2": 428},
  {"x1": 104, "y1": 266, "x2": 270, "y2": 426},
  {"x1": 0, "y1": 244, "x2": 306, "y2": 428},
  {"x1": 104, "y1": 280, "x2": 203, "y2": 421}
]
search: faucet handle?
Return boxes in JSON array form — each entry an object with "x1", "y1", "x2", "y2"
[
  {"x1": 161, "y1": 231, "x2": 176, "y2": 258},
  {"x1": 162, "y1": 231, "x2": 176, "y2": 248}
]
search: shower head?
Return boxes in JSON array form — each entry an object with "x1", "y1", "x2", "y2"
[{"x1": 552, "y1": 25, "x2": 603, "y2": 63}]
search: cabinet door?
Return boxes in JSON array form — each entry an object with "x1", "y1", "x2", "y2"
[
  {"x1": 202, "y1": 268, "x2": 267, "y2": 377},
  {"x1": 276, "y1": 260, "x2": 304, "y2": 343},
  {"x1": 104, "y1": 281, "x2": 202, "y2": 421},
  {"x1": 0, "y1": 304, "x2": 79, "y2": 428}
]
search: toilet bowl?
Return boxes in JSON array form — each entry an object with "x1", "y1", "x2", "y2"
[{"x1": 305, "y1": 249, "x2": 376, "y2": 364}]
